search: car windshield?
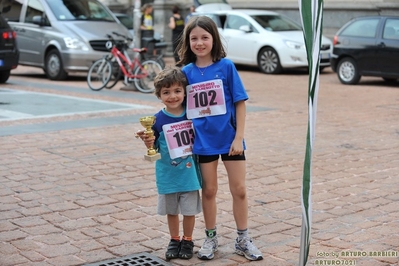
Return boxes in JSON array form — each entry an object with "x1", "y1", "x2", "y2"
[
  {"x1": 251, "y1": 15, "x2": 302, "y2": 31},
  {"x1": 47, "y1": 0, "x2": 115, "y2": 22},
  {"x1": 117, "y1": 15, "x2": 133, "y2": 30},
  {"x1": 196, "y1": 0, "x2": 228, "y2": 4}
]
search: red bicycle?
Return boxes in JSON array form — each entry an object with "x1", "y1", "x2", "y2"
[{"x1": 87, "y1": 32, "x2": 162, "y2": 93}]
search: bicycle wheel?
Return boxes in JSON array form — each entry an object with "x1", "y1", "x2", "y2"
[
  {"x1": 105, "y1": 61, "x2": 123, "y2": 89},
  {"x1": 144, "y1": 54, "x2": 165, "y2": 69},
  {"x1": 87, "y1": 59, "x2": 112, "y2": 91},
  {"x1": 134, "y1": 60, "x2": 162, "y2": 93}
]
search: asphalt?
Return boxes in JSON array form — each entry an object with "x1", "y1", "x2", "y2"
[{"x1": 0, "y1": 58, "x2": 398, "y2": 266}]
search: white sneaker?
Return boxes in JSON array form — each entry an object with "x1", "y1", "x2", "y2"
[
  {"x1": 235, "y1": 237, "x2": 263, "y2": 261},
  {"x1": 197, "y1": 236, "x2": 218, "y2": 260}
]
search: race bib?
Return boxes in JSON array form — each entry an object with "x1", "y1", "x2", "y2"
[
  {"x1": 186, "y1": 79, "x2": 226, "y2": 119},
  {"x1": 162, "y1": 120, "x2": 194, "y2": 159}
]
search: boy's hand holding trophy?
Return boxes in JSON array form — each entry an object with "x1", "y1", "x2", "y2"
[{"x1": 135, "y1": 116, "x2": 161, "y2": 162}]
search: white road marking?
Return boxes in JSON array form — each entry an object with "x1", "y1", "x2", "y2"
[{"x1": 0, "y1": 88, "x2": 155, "y2": 121}]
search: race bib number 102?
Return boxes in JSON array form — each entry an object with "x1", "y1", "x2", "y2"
[
  {"x1": 186, "y1": 79, "x2": 226, "y2": 119},
  {"x1": 162, "y1": 120, "x2": 194, "y2": 159}
]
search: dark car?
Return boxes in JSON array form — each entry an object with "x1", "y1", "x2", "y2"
[
  {"x1": 0, "y1": 15, "x2": 19, "y2": 83},
  {"x1": 330, "y1": 15, "x2": 399, "y2": 85}
]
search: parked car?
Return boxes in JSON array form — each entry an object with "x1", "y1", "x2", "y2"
[
  {"x1": 330, "y1": 15, "x2": 399, "y2": 85},
  {"x1": 193, "y1": 9, "x2": 332, "y2": 74},
  {"x1": 114, "y1": 13, "x2": 134, "y2": 37},
  {"x1": 194, "y1": 0, "x2": 232, "y2": 12},
  {"x1": 1, "y1": 0, "x2": 131, "y2": 80},
  {"x1": 0, "y1": 15, "x2": 19, "y2": 83}
]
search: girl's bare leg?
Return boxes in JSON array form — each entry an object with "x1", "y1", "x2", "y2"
[
  {"x1": 223, "y1": 160, "x2": 248, "y2": 230},
  {"x1": 200, "y1": 160, "x2": 219, "y2": 229}
]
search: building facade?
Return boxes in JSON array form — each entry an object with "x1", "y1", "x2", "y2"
[{"x1": 102, "y1": 0, "x2": 399, "y2": 54}]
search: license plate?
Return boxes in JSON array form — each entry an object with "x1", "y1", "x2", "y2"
[{"x1": 0, "y1": 59, "x2": 3, "y2": 66}]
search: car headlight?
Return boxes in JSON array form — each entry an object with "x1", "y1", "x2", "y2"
[
  {"x1": 284, "y1": 40, "x2": 305, "y2": 50},
  {"x1": 63, "y1": 37, "x2": 89, "y2": 51}
]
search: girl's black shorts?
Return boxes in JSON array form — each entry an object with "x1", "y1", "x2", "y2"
[{"x1": 198, "y1": 152, "x2": 246, "y2": 163}]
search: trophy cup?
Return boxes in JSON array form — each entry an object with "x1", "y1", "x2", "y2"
[{"x1": 139, "y1": 116, "x2": 161, "y2": 162}]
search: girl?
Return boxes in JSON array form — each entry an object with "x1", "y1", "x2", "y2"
[
  {"x1": 177, "y1": 16, "x2": 263, "y2": 261},
  {"x1": 140, "y1": 3, "x2": 153, "y2": 30}
]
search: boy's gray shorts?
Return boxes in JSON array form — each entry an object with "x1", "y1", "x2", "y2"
[{"x1": 157, "y1": 190, "x2": 202, "y2": 216}]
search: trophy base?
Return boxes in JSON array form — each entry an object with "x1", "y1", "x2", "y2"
[{"x1": 144, "y1": 153, "x2": 161, "y2": 162}]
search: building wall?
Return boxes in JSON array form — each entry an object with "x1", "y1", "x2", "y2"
[{"x1": 103, "y1": 0, "x2": 399, "y2": 54}]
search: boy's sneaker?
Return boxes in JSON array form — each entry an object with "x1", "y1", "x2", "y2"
[
  {"x1": 178, "y1": 239, "x2": 194, "y2": 259},
  {"x1": 235, "y1": 237, "x2": 263, "y2": 261},
  {"x1": 197, "y1": 236, "x2": 218, "y2": 260},
  {"x1": 165, "y1": 239, "x2": 180, "y2": 260}
]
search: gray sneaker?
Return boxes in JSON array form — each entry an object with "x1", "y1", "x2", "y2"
[
  {"x1": 235, "y1": 237, "x2": 263, "y2": 261},
  {"x1": 197, "y1": 237, "x2": 218, "y2": 260}
]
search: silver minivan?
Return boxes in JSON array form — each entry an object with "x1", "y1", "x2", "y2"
[{"x1": 2, "y1": 0, "x2": 131, "y2": 80}]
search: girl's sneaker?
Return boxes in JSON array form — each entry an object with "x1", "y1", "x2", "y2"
[
  {"x1": 165, "y1": 239, "x2": 180, "y2": 260},
  {"x1": 235, "y1": 237, "x2": 263, "y2": 261},
  {"x1": 178, "y1": 239, "x2": 194, "y2": 259},
  {"x1": 197, "y1": 236, "x2": 218, "y2": 260}
]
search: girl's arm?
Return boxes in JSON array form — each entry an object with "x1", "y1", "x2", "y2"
[
  {"x1": 229, "y1": 100, "x2": 246, "y2": 156},
  {"x1": 140, "y1": 15, "x2": 147, "y2": 30}
]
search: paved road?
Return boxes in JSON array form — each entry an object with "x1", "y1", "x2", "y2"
[{"x1": 1, "y1": 59, "x2": 398, "y2": 266}]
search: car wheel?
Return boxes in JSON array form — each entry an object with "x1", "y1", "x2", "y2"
[
  {"x1": 0, "y1": 70, "x2": 11, "y2": 83},
  {"x1": 257, "y1": 47, "x2": 282, "y2": 74},
  {"x1": 337, "y1": 57, "x2": 361, "y2": 85},
  {"x1": 45, "y1": 49, "x2": 68, "y2": 80}
]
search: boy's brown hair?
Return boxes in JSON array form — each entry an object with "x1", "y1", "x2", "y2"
[{"x1": 154, "y1": 66, "x2": 188, "y2": 98}]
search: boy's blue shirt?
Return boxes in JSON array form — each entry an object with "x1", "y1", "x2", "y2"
[{"x1": 153, "y1": 108, "x2": 201, "y2": 195}]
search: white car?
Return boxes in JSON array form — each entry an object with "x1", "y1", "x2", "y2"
[{"x1": 194, "y1": 9, "x2": 332, "y2": 74}]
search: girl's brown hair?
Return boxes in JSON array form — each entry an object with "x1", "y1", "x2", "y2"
[{"x1": 177, "y1": 16, "x2": 226, "y2": 66}]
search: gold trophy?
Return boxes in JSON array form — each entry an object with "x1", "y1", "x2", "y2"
[{"x1": 139, "y1": 116, "x2": 161, "y2": 162}]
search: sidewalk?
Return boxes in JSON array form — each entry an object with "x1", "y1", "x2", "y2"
[{"x1": 0, "y1": 61, "x2": 398, "y2": 266}]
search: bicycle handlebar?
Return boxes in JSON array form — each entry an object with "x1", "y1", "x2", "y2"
[{"x1": 112, "y1": 31, "x2": 133, "y2": 42}]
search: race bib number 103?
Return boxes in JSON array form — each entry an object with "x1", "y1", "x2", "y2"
[{"x1": 162, "y1": 120, "x2": 194, "y2": 159}]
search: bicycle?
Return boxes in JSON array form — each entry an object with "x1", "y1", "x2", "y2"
[
  {"x1": 87, "y1": 32, "x2": 163, "y2": 93},
  {"x1": 141, "y1": 31, "x2": 167, "y2": 69}
]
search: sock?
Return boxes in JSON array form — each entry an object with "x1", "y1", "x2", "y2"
[
  {"x1": 182, "y1": 235, "x2": 192, "y2": 242},
  {"x1": 171, "y1": 235, "x2": 180, "y2": 241},
  {"x1": 205, "y1": 228, "x2": 217, "y2": 238},
  {"x1": 237, "y1": 228, "x2": 248, "y2": 241}
]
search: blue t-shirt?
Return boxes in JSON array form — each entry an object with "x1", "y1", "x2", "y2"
[
  {"x1": 152, "y1": 109, "x2": 201, "y2": 195},
  {"x1": 182, "y1": 58, "x2": 248, "y2": 155}
]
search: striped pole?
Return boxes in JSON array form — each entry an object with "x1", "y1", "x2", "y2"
[{"x1": 298, "y1": 0, "x2": 324, "y2": 265}]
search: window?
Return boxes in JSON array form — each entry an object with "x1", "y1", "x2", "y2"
[
  {"x1": 1, "y1": 0, "x2": 23, "y2": 22},
  {"x1": 47, "y1": 0, "x2": 114, "y2": 21},
  {"x1": 341, "y1": 18, "x2": 379, "y2": 38},
  {"x1": 383, "y1": 19, "x2": 399, "y2": 40},
  {"x1": 226, "y1": 15, "x2": 249, "y2": 30},
  {"x1": 25, "y1": 0, "x2": 46, "y2": 24}
]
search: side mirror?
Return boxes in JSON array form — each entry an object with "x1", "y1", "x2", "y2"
[
  {"x1": 239, "y1": 25, "x2": 252, "y2": 33},
  {"x1": 32, "y1": 15, "x2": 45, "y2": 26}
]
